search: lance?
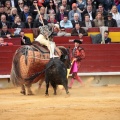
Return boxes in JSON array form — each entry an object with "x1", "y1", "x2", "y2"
[{"x1": 35, "y1": 4, "x2": 44, "y2": 26}]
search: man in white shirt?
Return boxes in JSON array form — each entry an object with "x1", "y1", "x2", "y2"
[{"x1": 60, "y1": 15, "x2": 73, "y2": 28}]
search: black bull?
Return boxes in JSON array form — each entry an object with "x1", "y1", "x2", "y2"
[{"x1": 45, "y1": 58, "x2": 69, "y2": 95}]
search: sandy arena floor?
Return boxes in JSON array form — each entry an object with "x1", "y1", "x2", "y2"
[{"x1": 0, "y1": 83, "x2": 120, "y2": 120}]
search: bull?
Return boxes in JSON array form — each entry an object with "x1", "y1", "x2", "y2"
[{"x1": 45, "y1": 58, "x2": 69, "y2": 95}]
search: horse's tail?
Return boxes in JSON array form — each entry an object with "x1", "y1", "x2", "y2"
[
  {"x1": 10, "y1": 49, "x2": 23, "y2": 86},
  {"x1": 10, "y1": 45, "x2": 35, "y2": 86}
]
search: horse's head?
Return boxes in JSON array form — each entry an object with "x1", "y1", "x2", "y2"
[{"x1": 58, "y1": 46, "x2": 71, "y2": 69}]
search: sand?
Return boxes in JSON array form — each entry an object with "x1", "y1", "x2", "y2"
[{"x1": 0, "y1": 84, "x2": 120, "y2": 120}]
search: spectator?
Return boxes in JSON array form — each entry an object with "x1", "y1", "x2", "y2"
[
  {"x1": 111, "y1": 5, "x2": 120, "y2": 27},
  {"x1": 103, "y1": 0, "x2": 115, "y2": 11},
  {"x1": 23, "y1": 0, "x2": 30, "y2": 6},
  {"x1": 71, "y1": 13, "x2": 82, "y2": 28},
  {"x1": 82, "y1": 4, "x2": 96, "y2": 21},
  {"x1": 82, "y1": 13, "x2": 95, "y2": 27},
  {"x1": 97, "y1": 4, "x2": 108, "y2": 20},
  {"x1": 0, "y1": 5, "x2": 8, "y2": 20},
  {"x1": 4, "y1": 0, "x2": 12, "y2": 16},
  {"x1": 58, "y1": 26, "x2": 71, "y2": 36},
  {"x1": 0, "y1": 14, "x2": 11, "y2": 29},
  {"x1": 58, "y1": 0, "x2": 71, "y2": 12},
  {"x1": 0, "y1": 37, "x2": 13, "y2": 46},
  {"x1": 56, "y1": 6, "x2": 68, "y2": 22},
  {"x1": 45, "y1": 0, "x2": 57, "y2": 15},
  {"x1": 35, "y1": 6, "x2": 47, "y2": 20},
  {"x1": 52, "y1": 23, "x2": 60, "y2": 36},
  {"x1": 9, "y1": 0, "x2": 18, "y2": 7},
  {"x1": 25, "y1": 15, "x2": 34, "y2": 28},
  {"x1": 37, "y1": 0, "x2": 44, "y2": 7},
  {"x1": 53, "y1": 24, "x2": 71, "y2": 36},
  {"x1": 104, "y1": 30, "x2": 111, "y2": 44},
  {"x1": 114, "y1": 0, "x2": 120, "y2": 6},
  {"x1": 48, "y1": 15, "x2": 57, "y2": 24},
  {"x1": 104, "y1": 13, "x2": 117, "y2": 27},
  {"x1": 30, "y1": 0, "x2": 40, "y2": 20},
  {"x1": 71, "y1": 22, "x2": 88, "y2": 37},
  {"x1": 68, "y1": 3, "x2": 82, "y2": 21},
  {"x1": 0, "y1": 25, "x2": 12, "y2": 38},
  {"x1": 17, "y1": 0, "x2": 24, "y2": 15},
  {"x1": 94, "y1": 12, "x2": 104, "y2": 27},
  {"x1": 77, "y1": 0, "x2": 86, "y2": 12},
  {"x1": 20, "y1": 30, "x2": 32, "y2": 45},
  {"x1": 33, "y1": 14, "x2": 48, "y2": 27},
  {"x1": 1, "y1": 0, "x2": 18, "y2": 7},
  {"x1": 20, "y1": 5, "x2": 32, "y2": 22},
  {"x1": 60, "y1": 15, "x2": 73, "y2": 28},
  {"x1": 86, "y1": 0, "x2": 96, "y2": 12},
  {"x1": 67, "y1": 0, "x2": 76, "y2": 9},
  {"x1": 8, "y1": 7, "x2": 18, "y2": 23},
  {"x1": 12, "y1": 16, "x2": 25, "y2": 28}
]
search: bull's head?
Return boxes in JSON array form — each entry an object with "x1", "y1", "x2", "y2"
[{"x1": 59, "y1": 47, "x2": 71, "y2": 69}]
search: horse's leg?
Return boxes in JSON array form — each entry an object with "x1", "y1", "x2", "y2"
[
  {"x1": 25, "y1": 83, "x2": 34, "y2": 95},
  {"x1": 38, "y1": 78, "x2": 44, "y2": 90},
  {"x1": 62, "y1": 78, "x2": 69, "y2": 94},
  {"x1": 50, "y1": 81, "x2": 57, "y2": 95},
  {"x1": 20, "y1": 84, "x2": 26, "y2": 95}
]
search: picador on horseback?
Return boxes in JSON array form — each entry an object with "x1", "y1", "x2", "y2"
[{"x1": 10, "y1": 22, "x2": 71, "y2": 95}]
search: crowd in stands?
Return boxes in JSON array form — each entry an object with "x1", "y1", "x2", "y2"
[
  {"x1": 0, "y1": 0, "x2": 120, "y2": 28},
  {"x1": 0, "y1": 0, "x2": 120, "y2": 44}
]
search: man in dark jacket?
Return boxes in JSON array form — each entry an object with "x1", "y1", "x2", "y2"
[
  {"x1": 82, "y1": 13, "x2": 95, "y2": 27},
  {"x1": 20, "y1": 5, "x2": 32, "y2": 22},
  {"x1": 33, "y1": 14, "x2": 48, "y2": 28},
  {"x1": 82, "y1": 4, "x2": 96, "y2": 21},
  {"x1": 71, "y1": 22, "x2": 88, "y2": 37},
  {"x1": 0, "y1": 14, "x2": 11, "y2": 28},
  {"x1": 0, "y1": 25, "x2": 12, "y2": 38},
  {"x1": 71, "y1": 13, "x2": 82, "y2": 28},
  {"x1": 56, "y1": 6, "x2": 68, "y2": 22},
  {"x1": 104, "y1": 30, "x2": 111, "y2": 44},
  {"x1": 20, "y1": 31, "x2": 32, "y2": 45},
  {"x1": 104, "y1": 13, "x2": 117, "y2": 27}
]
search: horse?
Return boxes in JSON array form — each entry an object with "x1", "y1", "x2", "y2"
[{"x1": 10, "y1": 41, "x2": 71, "y2": 95}]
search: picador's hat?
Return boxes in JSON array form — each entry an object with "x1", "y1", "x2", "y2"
[{"x1": 74, "y1": 39, "x2": 82, "y2": 44}]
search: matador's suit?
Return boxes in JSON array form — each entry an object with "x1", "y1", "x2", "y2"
[
  {"x1": 35, "y1": 25, "x2": 58, "y2": 58},
  {"x1": 68, "y1": 39, "x2": 85, "y2": 88}
]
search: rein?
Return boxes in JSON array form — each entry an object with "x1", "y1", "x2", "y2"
[{"x1": 25, "y1": 58, "x2": 55, "y2": 81}]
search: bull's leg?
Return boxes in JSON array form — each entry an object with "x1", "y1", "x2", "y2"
[
  {"x1": 50, "y1": 81, "x2": 57, "y2": 95},
  {"x1": 25, "y1": 84, "x2": 34, "y2": 95},
  {"x1": 20, "y1": 84, "x2": 26, "y2": 95},
  {"x1": 45, "y1": 82, "x2": 49, "y2": 95},
  {"x1": 62, "y1": 79, "x2": 69, "y2": 94}
]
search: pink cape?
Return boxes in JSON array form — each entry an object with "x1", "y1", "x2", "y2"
[{"x1": 70, "y1": 61, "x2": 78, "y2": 73}]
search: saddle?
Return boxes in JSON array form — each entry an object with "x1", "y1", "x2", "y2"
[{"x1": 32, "y1": 41, "x2": 61, "y2": 60}]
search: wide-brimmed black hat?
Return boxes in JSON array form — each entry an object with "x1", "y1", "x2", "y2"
[
  {"x1": 107, "y1": 13, "x2": 112, "y2": 17},
  {"x1": 74, "y1": 39, "x2": 82, "y2": 44}
]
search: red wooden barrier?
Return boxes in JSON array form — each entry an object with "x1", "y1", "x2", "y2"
[
  {"x1": 53, "y1": 36, "x2": 92, "y2": 44},
  {"x1": 4, "y1": 38, "x2": 21, "y2": 45},
  {"x1": 0, "y1": 46, "x2": 20, "y2": 74},
  {"x1": 0, "y1": 44, "x2": 120, "y2": 74}
]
